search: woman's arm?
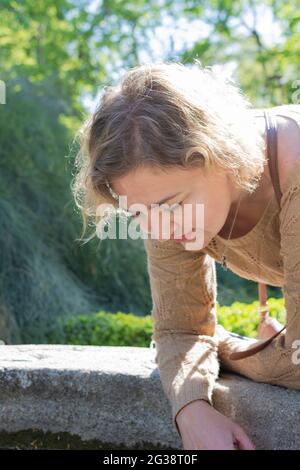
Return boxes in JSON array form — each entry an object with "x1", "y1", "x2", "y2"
[
  {"x1": 144, "y1": 237, "x2": 255, "y2": 449},
  {"x1": 144, "y1": 237, "x2": 219, "y2": 432}
]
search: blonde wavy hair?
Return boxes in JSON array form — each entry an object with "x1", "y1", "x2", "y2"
[{"x1": 71, "y1": 60, "x2": 266, "y2": 244}]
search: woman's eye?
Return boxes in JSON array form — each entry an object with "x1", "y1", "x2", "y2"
[
  {"x1": 131, "y1": 202, "x2": 183, "y2": 218},
  {"x1": 168, "y1": 201, "x2": 183, "y2": 211},
  {"x1": 160, "y1": 202, "x2": 182, "y2": 214}
]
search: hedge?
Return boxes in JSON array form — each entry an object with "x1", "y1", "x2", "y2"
[{"x1": 45, "y1": 297, "x2": 287, "y2": 347}]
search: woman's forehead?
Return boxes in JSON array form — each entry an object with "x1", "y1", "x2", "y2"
[
  {"x1": 111, "y1": 167, "x2": 188, "y2": 204},
  {"x1": 111, "y1": 164, "x2": 204, "y2": 192}
]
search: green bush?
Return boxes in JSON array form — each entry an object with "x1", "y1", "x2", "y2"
[
  {"x1": 46, "y1": 297, "x2": 287, "y2": 346},
  {"x1": 47, "y1": 310, "x2": 154, "y2": 347},
  {"x1": 216, "y1": 297, "x2": 286, "y2": 338}
]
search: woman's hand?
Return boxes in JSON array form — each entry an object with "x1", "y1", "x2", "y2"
[
  {"x1": 257, "y1": 316, "x2": 284, "y2": 340},
  {"x1": 175, "y1": 399, "x2": 256, "y2": 450}
]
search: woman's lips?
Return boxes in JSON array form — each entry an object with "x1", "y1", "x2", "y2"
[{"x1": 171, "y1": 231, "x2": 196, "y2": 242}]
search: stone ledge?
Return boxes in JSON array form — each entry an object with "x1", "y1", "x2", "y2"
[{"x1": 0, "y1": 345, "x2": 299, "y2": 450}]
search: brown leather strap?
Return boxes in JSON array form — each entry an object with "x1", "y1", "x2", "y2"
[
  {"x1": 264, "y1": 109, "x2": 283, "y2": 207},
  {"x1": 229, "y1": 325, "x2": 286, "y2": 360},
  {"x1": 258, "y1": 282, "x2": 268, "y2": 321},
  {"x1": 229, "y1": 109, "x2": 287, "y2": 361}
]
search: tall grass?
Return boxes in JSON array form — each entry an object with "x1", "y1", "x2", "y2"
[{"x1": 0, "y1": 76, "x2": 152, "y2": 343}]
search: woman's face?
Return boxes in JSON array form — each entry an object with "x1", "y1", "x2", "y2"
[{"x1": 111, "y1": 163, "x2": 242, "y2": 251}]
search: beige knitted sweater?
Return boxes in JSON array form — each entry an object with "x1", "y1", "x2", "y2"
[{"x1": 144, "y1": 104, "x2": 300, "y2": 437}]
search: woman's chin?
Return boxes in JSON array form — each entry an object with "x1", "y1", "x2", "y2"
[
  {"x1": 181, "y1": 232, "x2": 214, "y2": 251},
  {"x1": 181, "y1": 235, "x2": 205, "y2": 251}
]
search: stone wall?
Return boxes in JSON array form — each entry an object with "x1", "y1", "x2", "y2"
[{"x1": 0, "y1": 344, "x2": 299, "y2": 449}]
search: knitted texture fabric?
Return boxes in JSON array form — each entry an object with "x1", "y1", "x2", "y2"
[{"x1": 143, "y1": 104, "x2": 300, "y2": 438}]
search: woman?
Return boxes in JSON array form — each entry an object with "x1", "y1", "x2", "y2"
[{"x1": 72, "y1": 61, "x2": 300, "y2": 450}]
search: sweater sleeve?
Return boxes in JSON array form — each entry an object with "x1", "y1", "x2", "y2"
[
  {"x1": 143, "y1": 237, "x2": 220, "y2": 438},
  {"x1": 279, "y1": 182, "x2": 300, "y2": 351}
]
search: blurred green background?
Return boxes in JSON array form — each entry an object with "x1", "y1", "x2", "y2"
[{"x1": 0, "y1": 0, "x2": 298, "y2": 344}]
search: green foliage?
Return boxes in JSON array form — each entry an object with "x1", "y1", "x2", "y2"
[
  {"x1": 3, "y1": 0, "x2": 299, "y2": 107},
  {"x1": 177, "y1": 0, "x2": 300, "y2": 106},
  {"x1": 216, "y1": 297, "x2": 286, "y2": 338},
  {"x1": 46, "y1": 310, "x2": 154, "y2": 347},
  {"x1": 0, "y1": 77, "x2": 152, "y2": 344},
  {"x1": 0, "y1": 77, "x2": 99, "y2": 344},
  {"x1": 215, "y1": 268, "x2": 283, "y2": 306},
  {"x1": 45, "y1": 297, "x2": 287, "y2": 346}
]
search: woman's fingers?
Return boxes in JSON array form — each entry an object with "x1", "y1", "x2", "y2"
[{"x1": 233, "y1": 425, "x2": 256, "y2": 450}]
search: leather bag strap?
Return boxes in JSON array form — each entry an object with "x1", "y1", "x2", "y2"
[{"x1": 264, "y1": 109, "x2": 283, "y2": 207}]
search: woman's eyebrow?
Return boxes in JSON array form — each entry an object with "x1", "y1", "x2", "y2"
[{"x1": 147, "y1": 192, "x2": 181, "y2": 208}]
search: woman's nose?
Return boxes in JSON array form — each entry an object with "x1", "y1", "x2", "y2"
[
  {"x1": 138, "y1": 209, "x2": 182, "y2": 240},
  {"x1": 152, "y1": 222, "x2": 182, "y2": 241}
]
